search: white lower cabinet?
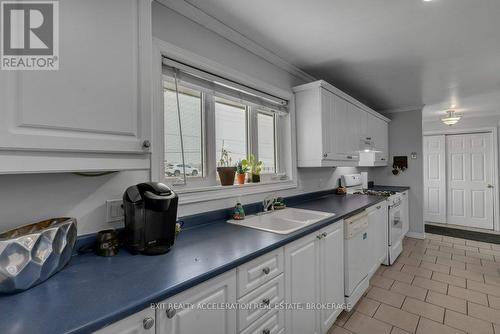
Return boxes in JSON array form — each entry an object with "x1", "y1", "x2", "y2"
[
  {"x1": 367, "y1": 203, "x2": 389, "y2": 277},
  {"x1": 94, "y1": 308, "x2": 155, "y2": 334},
  {"x1": 155, "y1": 270, "x2": 237, "y2": 334},
  {"x1": 285, "y1": 222, "x2": 344, "y2": 334}
]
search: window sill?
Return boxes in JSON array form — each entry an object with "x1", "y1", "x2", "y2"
[{"x1": 173, "y1": 179, "x2": 297, "y2": 205}]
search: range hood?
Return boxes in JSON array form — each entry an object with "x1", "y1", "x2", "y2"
[{"x1": 357, "y1": 138, "x2": 386, "y2": 166}]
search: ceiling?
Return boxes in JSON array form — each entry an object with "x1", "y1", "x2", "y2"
[{"x1": 184, "y1": 0, "x2": 500, "y2": 118}]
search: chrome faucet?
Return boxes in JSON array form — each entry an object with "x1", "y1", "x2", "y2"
[{"x1": 262, "y1": 194, "x2": 278, "y2": 213}]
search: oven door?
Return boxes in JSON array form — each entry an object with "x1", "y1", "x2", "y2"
[{"x1": 389, "y1": 201, "x2": 403, "y2": 246}]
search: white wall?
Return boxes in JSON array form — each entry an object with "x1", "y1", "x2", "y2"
[
  {"x1": 369, "y1": 110, "x2": 424, "y2": 235},
  {"x1": 0, "y1": 2, "x2": 360, "y2": 236}
]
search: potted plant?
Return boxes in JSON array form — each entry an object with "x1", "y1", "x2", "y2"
[
  {"x1": 217, "y1": 146, "x2": 236, "y2": 186},
  {"x1": 242, "y1": 154, "x2": 263, "y2": 183},
  {"x1": 236, "y1": 160, "x2": 249, "y2": 185}
]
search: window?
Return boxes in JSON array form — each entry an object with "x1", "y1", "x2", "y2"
[{"x1": 161, "y1": 59, "x2": 289, "y2": 191}]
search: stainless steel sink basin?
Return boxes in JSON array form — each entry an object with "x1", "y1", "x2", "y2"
[{"x1": 227, "y1": 208, "x2": 335, "y2": 234}]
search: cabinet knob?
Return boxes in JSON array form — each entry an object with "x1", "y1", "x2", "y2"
[
  {"x1": 347, "y1": 155, "x2": 353, "y2": 159},
  {"x1": 262, "y1": 267, "x2": 271, "y2": 275},
  {"x1": 143, "y1": 317, "x2": 155, "y2": 330},
  {"x1": 263, "y1": 329, "x2": 271, "y2": 334},
  {"x1": 323, "y1": 153, "x2": 328, "y2": 158},
  {"x1": 376, "y1": 205, "x2": 381, "y2": 209},
  {"x1": 166, "y1": 307, "x2": 177, "y2": 319},
  {"x1": 322, "y1": 232, "x2": 327, "y2": 237},
  {"x1": 262, "y1": 297, "x2": 271, "y2": 306},
  {"x1": 142, "y1": 140, "x2": 151, "y2": 149},
  {"x1": 316, "y1": 234, "x2": 322, "y2": 239}
]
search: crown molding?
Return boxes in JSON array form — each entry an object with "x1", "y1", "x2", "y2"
[
  {"x1": 155, "y1": 0, "x2": 316, "y2": 83},
  {"x1": 379, "y1": 105, "x2": 425, "y2": 114}
]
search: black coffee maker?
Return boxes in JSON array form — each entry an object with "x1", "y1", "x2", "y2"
[{"x1": 123, "y1": 182, "x2": 178, "y2": 255}]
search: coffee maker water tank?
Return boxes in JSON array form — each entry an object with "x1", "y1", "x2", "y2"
[{"x1": 123, "y1": 182, "x2": 178, "y2": 255}]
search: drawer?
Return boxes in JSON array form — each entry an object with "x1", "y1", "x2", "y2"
[
  {"x1": 238, "y1": 274, "x2": 285, "y2": 331},
  {"x1": 240, "y1": 308, "x2": 284, "y2": 334},
  {"x1": 237, "y1": 248, "x2": 284, "y2": 297}
]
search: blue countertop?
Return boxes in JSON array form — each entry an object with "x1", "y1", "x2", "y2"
[
  {"x1": 369, "y1": 185, "x2": 410, "y2": 192},
  {"x1": 0, "y1": 192, "x2": 385, "y2": 334}
]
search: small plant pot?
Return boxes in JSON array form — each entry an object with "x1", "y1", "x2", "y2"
[
  {"x1": 217, "y1": 167, "x2": 236, "y2": 186},
  {"x1": 236, "y1": 173, "x2": 246, "y2": 185},
  {"x1": 251, "y1": 173, "x2": 260, "y2": 183}
]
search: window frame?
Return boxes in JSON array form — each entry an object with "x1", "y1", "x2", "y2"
[{"x1": 153, "y1": 40, "x2": 297, "y2": 204}]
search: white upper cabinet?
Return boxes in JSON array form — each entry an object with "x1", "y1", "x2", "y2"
[
  {"x1": 0, "y1": 0, "x2": 152, "y2": 173},
  {"x1": 293, "y1": 80, "x2": 389, "y2": 167}
]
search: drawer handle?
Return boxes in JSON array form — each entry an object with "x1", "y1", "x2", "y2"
[
  {"x1": 347, "y1": 155, "x2": 353, "y2": 159},
  {"x1": 262, "y1": 267, "x2": 271, "y2": 275},
  {"x1": 166, "y1": 307, "x2": 177, "y2": 319},
  {"x1": 263, "y1": 329, "x2": 271, "y2": 334},
  {"x1": 262, "y1": 298, "x2": 271, "y2": 306},
  {"x1": 143, "y1": 317, "x2": 155, "y2": 330}
]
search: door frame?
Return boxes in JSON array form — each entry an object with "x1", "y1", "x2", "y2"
[{"x1": 423, "y1": 127, "x2": 499, "y2": 231}]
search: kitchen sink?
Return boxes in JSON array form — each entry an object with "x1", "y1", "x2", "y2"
[{"x1": 227, "y1": 208, "x2": 335, "y2": 234}]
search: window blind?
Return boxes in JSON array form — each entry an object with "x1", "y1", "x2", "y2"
[{"x1": 162, "y1": 57, "x2": 289, "y2": 114}]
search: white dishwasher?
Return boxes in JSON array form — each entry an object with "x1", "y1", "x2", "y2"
[{"x1": 344, "y1": 210, "x2": 371, "y2": 310}]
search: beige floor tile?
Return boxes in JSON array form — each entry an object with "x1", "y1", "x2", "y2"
[
  {"x1": 480, "y1": 259, "x2": 500, "y2": 270},
  {"x1": 479, "y1": 248, "x2": 500, "y2": 257},
  {"x1": 431, "y1": 272, "x2": 466, "y2": 288},
  {"x1": 467, "y1": 263, "x2": 500, "y2": 276},
  {"x1": 468, "y1": 280, "x2": 500, "y2": 298},
  {"x1": 448, "y1": 284, "x2": 488, "y2": 305},
  {"x1": 467, "y1": 251, "x2": 496, "y2": 261},
  {"x1": 376, "y1": 266, "x2": 387, "y2": 276},
  {"x1": 450, "y1": 267, "x2": 485, "y2": 282},
  {"x1": 420, "y1": 261, "x2": 451, "y2": 274},
  {"x1": 448, "y1": 237, "x2": 467, "y2": 245},
  {"x1": 468, "y1": 302, "x2": 500, "y2": 325},
  {"x1": 444, "y1": 309, "x2": 494, "y2": 334},
  {"x1": 426, "y1": 290, "x2": 467, "y2": 313},
  {"x1": 453, "y1": 243, "x2": 479, "y2": 252},
  {"x1": 367, "y1": 286, "x2": 406, "y2": 308},
  {"x1": 328, "y1": 325, "x2": 353, "y2": 334},
  {"x1": 335, "y1": 310, "x2": 353, "y2": 326},
  {"x1": 436, "y1": 257, "x2": 466, "y2": 270},
  {"x1": 491, "y1": 244, "x2": 500, "y2": 251},
  {"x1": 355, "y1": 297, "x2": 380, "y2": 317},
  {"x1": 430, "y1": 240, "x2": 453, "y2": 248},
  {"x1": 390, "y1": 327, "x2": 411, "y2": 334},
  {"x1": 413, "y1": 254, "x2": 437, "y2": 264},
  {"x1": 440, "y1": 246, "x2": 466, "y2": 256},
  {"x1": 416, "y1": 317, "x2": 466, "y2": 334},
  {"x1": 344, "y1": 311, "x2": 392, "y2": 334},
  {"x1": 412, "y1": 276, "x2": 448, "y2": 294},
  {"x1": 383, "y1": 269, "x2": 414, "y2": 284},
  {"x1": 401, "y1": 264, "x2": 432, "y2": 279},
  {"x1": 466, "y1": 240, "x2": 493, "y2": 250},
  {"x1": 426, "y1": 249, "x2": 452, "y2": 259},
  {"x1": 402, "y1": 297, "x2": 444, "y2": 322},
  {"x1": 390, "y1": 281, "x2": 427, "y2": 300},
  {"x1": 487, "y1": 294, "x2": 500, "y2": 310},
  {"x1": 395, "y1": 256, "x2": 421, "y2": 267},
  {"x1": 453, "y1": 253, "x2": 482, "y2": 265},
  {"x1": 484, "y1": 274, "x2": 500, "y2": 287},
  {"x1": 371, "y1": 275, "x2": 395, "y2": 290},
  {"x1": 426, "y1": 234, "x2": 443, "y2": 241},
  {"x1": 373, "y1": 304, "x2": 419, "y2": 333}
]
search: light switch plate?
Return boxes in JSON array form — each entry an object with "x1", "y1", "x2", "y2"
[{"x1": 106, "y1": 199, "x2": 123, "y2": 223}]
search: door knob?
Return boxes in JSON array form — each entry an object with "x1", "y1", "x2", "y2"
[{"x1": 143, "y1": 317, "x2": 155, "y2": 330}]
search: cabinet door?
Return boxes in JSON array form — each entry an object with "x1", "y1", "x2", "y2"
[
  {"x1": 285, "y1": 233, "x2": 320, "y2": 334},
  {"x1": 372, "y1": 117, "x2": 389, "y2": 162},
  {"x1": 330, "y1": 95, "x2": 357, "y2": 162},
  {"x1": 318, "y1": 223, "x2": 344, "y2": 333},
  {"x1": 368, "y1": 203, "x2": 388, "y2": 270},
  {"x1": 402, "y1": 191, "x2": 410, "y2": 236},
  {"x1": 156, "y1": 270, "x2": 237, "y2": 334},
  {"x1": 95, "y1": 308, "x2": 155, "y2": 334},
  {"x1": 0, "y1": 0, "x2": 151, "y2": 154}
]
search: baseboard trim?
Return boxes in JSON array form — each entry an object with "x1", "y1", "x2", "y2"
[
  {"x1": 405, "y1": 232, "x2": 426, "y2": 239},
  {"x1": 425, "y1": 224, "x2": 500, "y2": 245}
]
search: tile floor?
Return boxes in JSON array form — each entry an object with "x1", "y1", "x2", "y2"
[{"x1": 329, "y1": 233, "x2": 500, "y2": 334}]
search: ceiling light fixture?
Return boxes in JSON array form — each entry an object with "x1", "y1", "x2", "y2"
[{"x1": 441, "y1": 110, "x2": 462, "y2": 126}]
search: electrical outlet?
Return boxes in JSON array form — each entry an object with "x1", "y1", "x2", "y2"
[{"x1": 106, "y1": 199, "x2": 123, "y2": 223}]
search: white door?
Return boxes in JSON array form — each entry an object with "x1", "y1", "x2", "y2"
[
  {"x1": 424, "y1": 135, "x2": 447, "y2": 223},
  {"x1": 95, "y1": 308, "x2": 155, "y2": 334},
  {"x1": 284, "y1": 233, "x2": 319, "y2": 334},
  {"x1": 156, "y1": 270, "x2": 237, "y2": 334},
  {"x1": 318, "y1": 224, "x2": 344, "y2": 333},
  {"x1": 447, "y1": 133, "x2": 494, "y2": 229}
]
